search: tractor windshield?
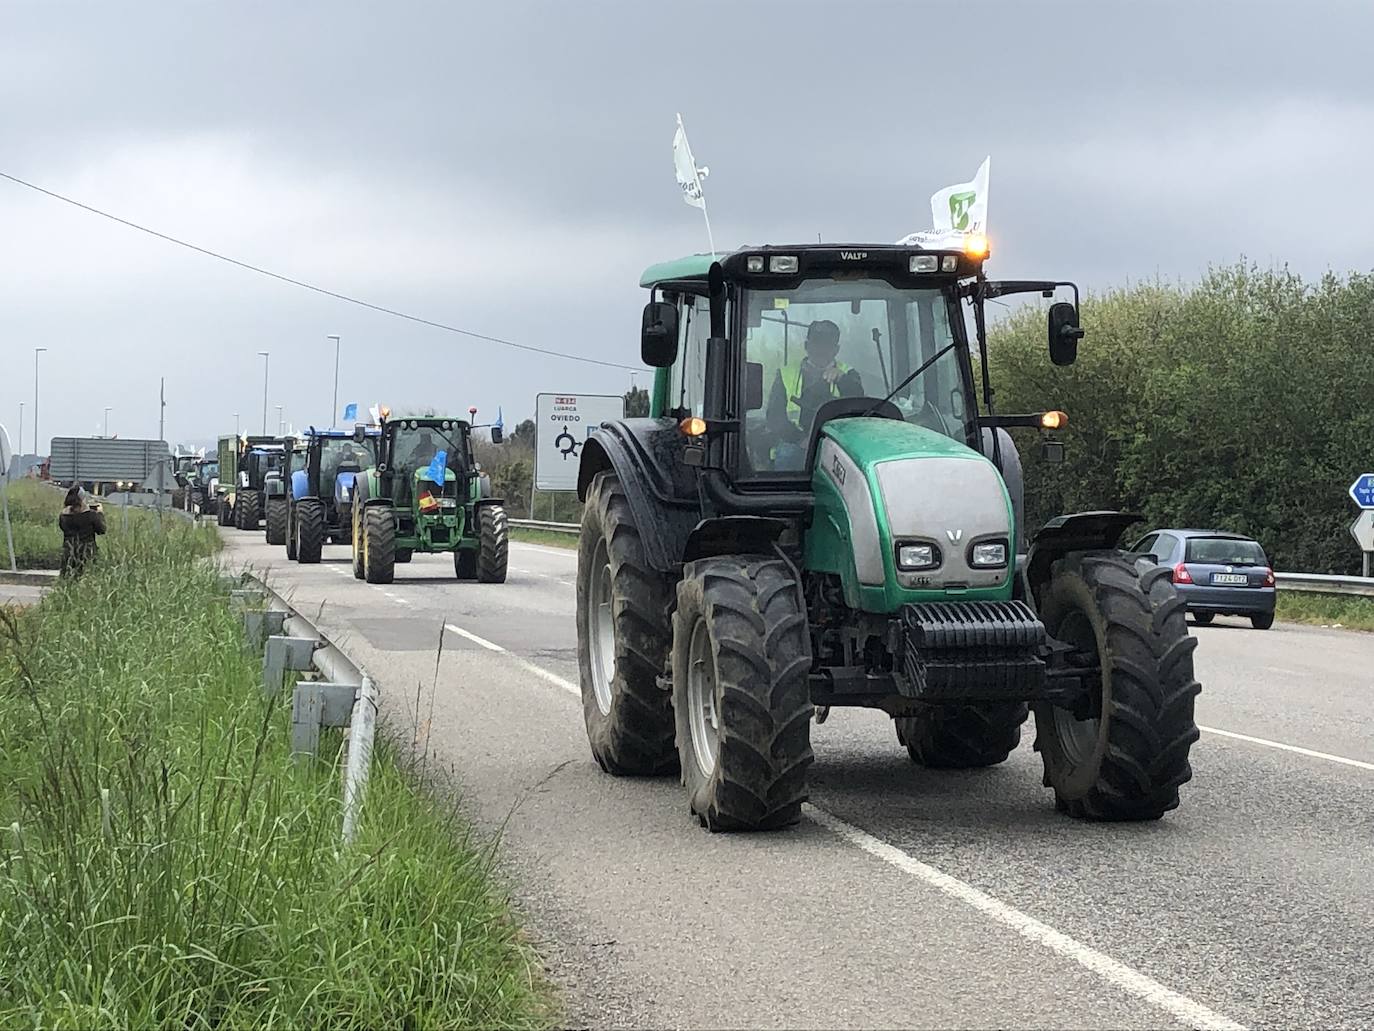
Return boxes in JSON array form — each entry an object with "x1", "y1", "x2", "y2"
[
  {"x1": 320, "y1": 438, "x2": 373, "y2": 489},
  {"x1": 741, "y1": 278, "x2": 971, "y2": 474}
]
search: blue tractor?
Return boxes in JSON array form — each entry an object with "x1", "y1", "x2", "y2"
[{"x1": 274, "y1": 428, "x2": 379, "y2": 563}]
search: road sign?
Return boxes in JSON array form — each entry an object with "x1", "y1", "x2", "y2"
[
  {"x1": 0, "y1": 423, "x2": 11, "y2": 479},
  {"x1": 1351, "y1": 510, "x2": 1374, "y2": 552},
  {"x1": 534, "y1": 393, "x2": 625, "y2": 491},
  {"x1": 1349, "y1": 473, "x2": 1374, "y2": 509}
]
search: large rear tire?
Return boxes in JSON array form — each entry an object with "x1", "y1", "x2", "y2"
[
  {"x1": 217, "y1": 499, "x2": 232, "y2": 527},
  {"x1": 236, "y1": 489, "x2": 260, "y2": 529},
  {"x1": 672, "y1": 556, "x2": 813, "y2": 831},
  {"x1": 286, "y1": 503, "x2": 298, "y2": 560},
  {"x1": 350, "y1": 500, "x2": 365, "y2": 580},
  {"x1": 897, "y1": 702, "x2": 1029, "y2": 769},
  {"x1": 363, "y1": 506, "x2": 396, "y2": 584},
  {"x1": 576, "y1": 472, "x2": 676, "y2": 776},
  {"x1": 265, "y1": 497, "x2": 289, "y2": 546},
  {"x1": 477, "y1": 504, "x2": 508, "y2": 583},
  {"x1": 1034, "y1": 552, "x2": 1201, "y2": 821},
  {"x1": 296, "y1": 499, "x2": 326, "y2": 564}
]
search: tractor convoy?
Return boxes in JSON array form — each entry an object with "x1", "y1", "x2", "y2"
[
  {"x1": 214, "y1": 412, "x2": 510, "y2": 585},
  {"x1": 211, "y1": 238, "x2": 1202, "y2": 835}
]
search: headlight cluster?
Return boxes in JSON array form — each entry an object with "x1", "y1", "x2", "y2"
[{"x1": 895, "y1": 539, "x2": 1009, "y2": 573}]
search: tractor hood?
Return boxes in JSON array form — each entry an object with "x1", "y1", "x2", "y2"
[{"x1": 806, "y1": 418, "x2": 1014, "y2": 612}]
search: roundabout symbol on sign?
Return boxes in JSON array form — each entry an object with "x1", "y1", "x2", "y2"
[{"x1": 555, "y1": 424, "x2": 581, "y2": 460}]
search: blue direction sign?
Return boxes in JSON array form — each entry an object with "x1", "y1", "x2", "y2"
[{"x1": 1350, "y1": 473, "x2": 1374, "y2": 509}]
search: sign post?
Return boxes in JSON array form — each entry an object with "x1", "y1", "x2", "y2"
[
  {"x1": 533, "y1": 393, "x2": 626, "y2": 506},
  {"x1": 1350, "y1": 510, "x2": 1374, "y2": 578},
  {"x1": 0, "y1": 423, "x2": 15, "y2": 572}
]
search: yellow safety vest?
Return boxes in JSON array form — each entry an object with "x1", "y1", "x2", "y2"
[{"x1": 779, "y1": 361, "x2": 851, "y2": 416}]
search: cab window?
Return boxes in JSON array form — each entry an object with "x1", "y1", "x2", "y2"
[{"x1": 667, "y1": 293, "x2": 711, "y2": 417}]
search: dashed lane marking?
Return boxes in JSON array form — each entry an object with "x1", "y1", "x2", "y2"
[
  {"x1": 1200, "y1": 725, "x2": 1374, "y2": 772},
  {"x1": 442, "y1": 623, "x2": 580, "y2": 696}
]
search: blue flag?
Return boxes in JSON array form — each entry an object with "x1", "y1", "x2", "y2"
[
  {"x1": 424, "y1": 449, "x2": 448, "y2": 484},
  {"x1": 342, "y1": 402, "x2": 358, "y2": 422}
]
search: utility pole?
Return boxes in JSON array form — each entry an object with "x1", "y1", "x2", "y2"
[
  {"x1": 33, "y1": 347, "x2": 46, "y2": 459},
  {"x1": 276, "y1": 405, "x2": 284, "y2": 434},
  {"x1": 104, "y1": 406, "x2": 112, "y2": 438},
  {"x1": 258, "y1": 351, "x2": 270, "y2": 435},
  {"x1": 233, "y1": 411, "x2": 240, "y2": 436},
  {"x1": 17, "y1": 402, "x2": 23, "y2": 456},
  {"x1": 328, "y1": 334, "x2": 341, "y2": 427},
  {"x1": 157, "y1": 377, "x2": 166, "y2": 525}
]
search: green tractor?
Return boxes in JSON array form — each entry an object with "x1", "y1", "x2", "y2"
[
  {"x1": 574, "y1": 242, "x2": 1201, "y2": 831},
  {"x1": 350, "y1": 414, "x2": 509, "y2": 584}
]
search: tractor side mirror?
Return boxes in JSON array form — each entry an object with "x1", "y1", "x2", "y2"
[
  {"x1": 1047, "y1": 302, "x2": 1083, "y2": 367},
  {"x1": 490, "y1": 425, "x2": 504, "y2": 444},
  {"x1": 641, "y1": 301, "x2": 680, "y2": 367},
  {"x1": 353, "y1": 423, "x2": 367, "y2": 443},
  {"x1": 745, "y1": 361, "x2": 765, "y2": 411}
]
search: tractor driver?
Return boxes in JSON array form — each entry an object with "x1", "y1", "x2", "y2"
[{"x1": 764, "y1": 318, "x2": 864, "y2": 469}]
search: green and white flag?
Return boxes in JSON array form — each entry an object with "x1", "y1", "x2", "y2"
[{"x1": 897, "y1": 156, "x2": 991, "y2": 247}]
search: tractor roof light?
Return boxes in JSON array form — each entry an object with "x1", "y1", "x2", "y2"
[
  {"x1": 680, "y1": 416, "x2": 707, "y2": 437},
  {"x1": 1040, "y1": 410, "x2": 1068, "y2": 431},
  {"x1": 768, "y1": 255, "x2": 799, "y2": 273},
  {"x1": 910, "y1": 255, "x2": 939, "y2": 273},
  {"x1": 963, "y1": 233, "x2": 990, "y2": 259},
  {"x1": 746, "y1": 255, "x2": 765, "y2": 272}
]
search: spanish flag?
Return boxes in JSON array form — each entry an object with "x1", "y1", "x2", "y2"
[{"x1": 418, "y1": 491, "x2": 440, "y2": 514}]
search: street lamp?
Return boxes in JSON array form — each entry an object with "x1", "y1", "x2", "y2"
[
  {"x1": 328, "y1": 334, "x2": 341, "y2": 427},
  {"x1": 33, "y1": 348, "x2": 46, "y2": 458},
  {"x1": 17, "y1": 402, "x2": 23, "y2": 456},
  {"x1": 276, "y1": 405, "x2": 284, "y2": 434},
  {"x1": 257, "y1": 351, "x2": 270, "y2": 435},
  {"x1": 103, "y1": 407, "x2": 112, "y2": 438},
  {"x1": 233, "y1": 412, "x2": 240, "y2": 436}
]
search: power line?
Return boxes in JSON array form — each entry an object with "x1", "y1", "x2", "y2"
[{"x1": 0, "y1": 169, "x2": 641, "y2": 371}]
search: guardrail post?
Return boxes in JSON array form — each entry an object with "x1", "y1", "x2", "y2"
[
  {"x1": 263, "y1": 635, "x2": 317, "y2": 698},
  {"x1": 242, "y1": 609, "x2": 286, "y2": 652},
  {"x1": 342, "y1": 676, "x2": 378, "y2": 845},
  {"x1": 292, "y1": 681, "x2": 356, "y2": 760}
]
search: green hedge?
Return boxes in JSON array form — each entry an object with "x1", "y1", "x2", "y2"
[{"x1": 987, "y1": 263, "x2": 1374, "y2": 573}]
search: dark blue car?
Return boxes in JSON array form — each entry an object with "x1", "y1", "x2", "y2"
[{"x1": 1127, "y1": 528, "x2": 1277, "y2": 629}]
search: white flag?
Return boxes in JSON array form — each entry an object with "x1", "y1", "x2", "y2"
[
  {"x1": 930, "y1": 156, "x2": 990, "y2": 233},
  {"x1": 673, "y1": 113, "x2": 708, "y2": 210}
]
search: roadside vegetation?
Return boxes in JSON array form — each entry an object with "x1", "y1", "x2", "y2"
[
  {"x1": 0, "y1": 516, "x2": 551, "y2": 1028},
  {"x1": 0, "y1": 480, "x2": 64, "y2": 569},
  {"x1": 509, "y1": 526, "x2": 577, "y2": 550},
  {"x1": 989, "y1": 262, "x2": 1374, "y2": 574},
  {"x1": 1275, "y1": 592, "x2": 1374, "y2": 632}
]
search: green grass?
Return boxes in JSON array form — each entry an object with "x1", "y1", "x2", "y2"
[
  {"x1": 1276, "y1": 592, "x2": 1374, "y2": 631},
  {"x1": 1, "y1": 480, "x2": 64, "y2": 568},
  {"x1": 509, "y1": 527, "x2": 577, "y2": 551},
  {"x1": 0, "y1": 519, "x2": 551, "y2": 1028}
]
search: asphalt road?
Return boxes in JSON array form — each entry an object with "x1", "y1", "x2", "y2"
[{"x1": 223, "y1": 528, "x2": 1374, "y2": 1030}]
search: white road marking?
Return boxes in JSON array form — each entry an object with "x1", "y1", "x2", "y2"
[
  {"x1": 442, "y1": 623, "x2": 581, "y2": 696},
  {"x1": 510, "y1": 541, "x2": 578, "y2": 558},
  {"x1": 805, "y1": 805, "x2": 1247, "y2": 1031},
  {"x1": 1200, "y1": 725, "x2": 1374, "y2": 772},
  {"x1": 557, "y1": 579, "x2": 575, "y2": 587}
]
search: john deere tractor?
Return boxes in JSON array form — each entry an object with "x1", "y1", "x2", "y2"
[
  {"x1": 350, "y1": 415, "x2": 509, "y2": 584},
  {"x1": 574, "y1": 242, "x2": 1201, "y2": 831},
  {"x1": 277, "y1": 428, "x2": 378, "y2": 562}
]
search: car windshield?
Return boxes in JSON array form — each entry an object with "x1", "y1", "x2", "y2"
[
  {"x1": 740, "y1": 278, "x2": 969, "y2": 474},
  {"x1": 1185, "y1": 537, "x2": 1267, "y2": 565}
]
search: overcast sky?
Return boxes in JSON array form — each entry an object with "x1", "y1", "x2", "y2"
[{"x1": 2, "y1": 0, "x2": 1371, "y2": 451}]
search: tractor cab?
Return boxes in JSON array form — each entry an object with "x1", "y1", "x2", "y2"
[
  {"x1": 376, "y1": 417, "x2": 473, "y2": 528},
  {"x1": 573, "y1": 240, "x2": 1201, "y2": 832}
]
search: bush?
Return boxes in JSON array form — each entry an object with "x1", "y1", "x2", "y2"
[{"x1": 987, "y1": 262, "x2": 1374, "y2": 573}]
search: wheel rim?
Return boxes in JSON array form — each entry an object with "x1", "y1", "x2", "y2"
[
  {"x1": 686, "y1": 617, "x2": 720, "y2": 778},
  {"x1": 1052, "y1": 608, "x2": 1101, "y2": 765},
  {"x1": 587, "y1": 538, "x2": 616, "y2": 715}
]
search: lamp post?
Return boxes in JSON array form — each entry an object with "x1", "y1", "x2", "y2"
[
  {"x1": 33, "y1": 348, "x2": 46, "y2": 458},
  {"x1": 233, "y1": 412, "x2": 240, "y2": 436},
  {"x1": 276, "y1": 405, "x2": 284, "y2": 434},
  {"x1": 257, "y1": 351, "x2": 270, "y2": 434},
  {"x1": 328, "y1": 334, "x2": 341, "y2": 427},
  {"x1": 103, "y1": 406, "x2": 112, "y2": 438},
  {"x1": 17, "y1": 402, "x2": 23, "y2": 456}
]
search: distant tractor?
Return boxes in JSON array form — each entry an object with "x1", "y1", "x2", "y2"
[
  {"x1": 574, "y1": 242, "x2": 1202, "y2": 831},
  {"x1": 350, "y1": 415, "x2": 508, "y2": 584},
  {"x1": 215, "y1": 434, "x2": 284, "y2": 529},
  {"x1": 275, "y1": 428, "x2": 378, "y2": 562},
  {"x1": 190, "y1": 458, "x2": 220, "y2": 517}
]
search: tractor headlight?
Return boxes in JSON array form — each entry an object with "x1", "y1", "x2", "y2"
[
  {"x1": 897, "y1": 543, "x2": 939, "y2": 571},
  {"x1": 768, "y1": 255, "x2": 799, "y2": 273},
  {"x1": 970, "y1": 541, "x2": 1009, "y2": 568},
  {"x1": 910, "y1": 255, "x2": 938, "y2": 273}
]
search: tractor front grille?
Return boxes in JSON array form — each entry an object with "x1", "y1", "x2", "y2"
[{"x1": 899, "y1": 600, "x2": 1046, "y2": 701}]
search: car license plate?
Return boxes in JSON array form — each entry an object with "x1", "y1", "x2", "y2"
[{"x1": 1211, "y1": 573, "x2": 1248, "y2": 586}]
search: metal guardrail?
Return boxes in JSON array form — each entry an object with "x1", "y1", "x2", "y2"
[
  {"x1": 509, "y1": 521, "x2": 1374, "y2": 599},
  {"x1": 510, "y1": 518, "x2": 579, "y2": 535},
  {"x1": 230, "y1": 572, "x2": 378, "y2": 845}
]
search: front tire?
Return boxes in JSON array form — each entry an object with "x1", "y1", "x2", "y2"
[
  {"x1": 1034, "y1": 552, "x2": 1201, "y2": 821},
  {"x1": 265, "y1": 497, "x2": 289, "y2": 546},
  {"x1": 350, "y1": 500, "x2": 365, "y2": 580},
  {"x1": 296, "y1": 499, "x2": 326, "y2": 564},
  {"x1": 237, "y1": 489, "x2": 260, "y2": 529},
  {"x1": 217, "y1": 499, "x2": 232, "y2": 527},
  {"x1": 286, "y1": 503, "x2": 298, "y2": 560},
  {"x1": 363, "y1": 506, "x2": 396, "y2": 584},
  {"x1": 477, "y1": 504, "x2": 508, "y2": 583},
  {"x1": 897, "y1": 702, "x2": 1029, "y2": 768},
  {"x1": 576, "y1": 472, "x2": 676, "y2": 776},
  {"x1": 395, "y1": 548, "x2": 413, "y2": 564},
  {"x1": 672, "y1": 557, "x2": 813, "y2": 831},
  {"x1": 455, "y1": 548, "x2": 477, "y2": 579}
]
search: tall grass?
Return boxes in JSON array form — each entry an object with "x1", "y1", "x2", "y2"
[
  {"x1": 0, "y1": 520, "x2": 549, "y2": 1028},
  {"x1": 0, "y1": 480, "x2": 64, "y2": 569}
]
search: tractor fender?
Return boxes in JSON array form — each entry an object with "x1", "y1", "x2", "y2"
[
  {"x1": 474, "y1": 496, "x2": 505, "y2": 511},
  {"x1": 1024, "y1": 511, "x2": 1142, "y2": 608},
  {"x1": 291, "y1": 468, "x2": 310, "y2": 501},
  {"x1": 578, "y1": 419, "x2": 703, "y2": 573},
  {"x1": 982, "y1": 427, "x2": 1025, "y2": 552},
  {"x1": 683, "y1": 516, "x2": 790, "y2": 563}
]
